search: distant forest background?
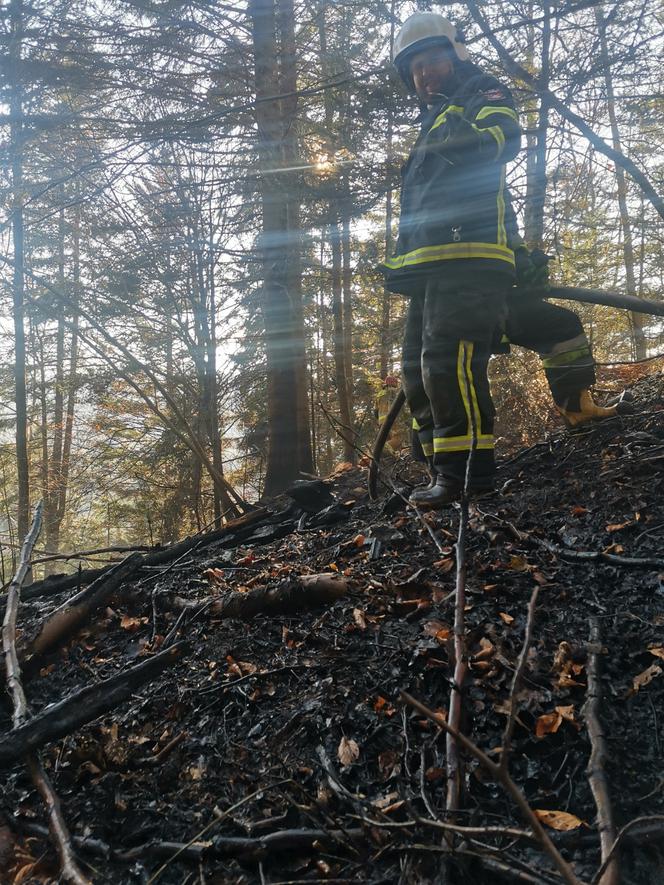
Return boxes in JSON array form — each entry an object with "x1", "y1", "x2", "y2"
[{"x1": 0, "y1": 0, "x2": 662, "y2": 577}]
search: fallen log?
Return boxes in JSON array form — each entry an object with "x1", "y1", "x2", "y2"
[
  {"x1": 0, "y1": 643, "x2": 186, "y2": 769},
  {"x1": 18, "y1": 507, "x2": 271, "y2": 601},
  {"x1": 167, "y1": 573, "x2": 349, "y2": 620},
  {"x1": 22, "y1": 552, "x2": 143, "y2": 669},
  {"x1": 14, "y1": 821, "x2": 366, "y2": 865},
  {"x1": 548, "y1": 285, "x2": 664, "y2": 319}
]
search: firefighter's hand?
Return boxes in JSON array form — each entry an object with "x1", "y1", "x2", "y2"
[
  {"x1": 514, "y1": 246, "x2": 551, "y2": 294},
  {"x1": 438, "y1": 113, "x2": 484, "y2": 162}
]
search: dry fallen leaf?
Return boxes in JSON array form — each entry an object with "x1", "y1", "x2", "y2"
[
  {"x1": 374, "y1": 695, "x2": 396, "y2": 717},
  {"x1": 353, "y1": 608, "x2": 367, "y2": 630},
  {"x1": 606, "y1": 521, "x2": 631, "y2": 533},
  {"x1": 535, "y1": 705, "x2": 576, "y2": 738},
  {"x1": 120, "y1": 615, "x2": 148, "y2": 632},
  {"x1": 372, "y1": 791, "x2": 401, "y2": 811},
  {"x1": 499, "y1": 611, "x2": 514, "y2": 625},
  {"x1": 472, "y1": 637, "x2": 495, "y2": 662},
  {"x1": 377, "y1": 749, "x2": 400, "y2": 779},
  {"x1": 422, "y1": 620, "x2": 450, "y2": 642},
  {"x1": 633, "y1": 663, "x2": 663, "y2": 692},
  {"x1": 338, "y1": 736, "x2": 360, "y2": 766},
  {"x1": 508, "y1": 554, "x2": 530, "y2": 572},
  {"x1": 203, "y1": 567, "x2": 225, "y2": 586},
  {"x1": 226, "y1": 657, "x2": 258, "y2": 677},
  {"x1": 534, "y1": 809, "x2": 585, "y2": 831},
  {"x1": 535, "y1": 711, "x2": 563, "y2": 738},
  {"x1": 648, "y1": 647, "x2": 664, "y2": 660}
]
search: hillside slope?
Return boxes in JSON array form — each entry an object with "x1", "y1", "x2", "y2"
[{"x1": 1, "y1": 372, "x2": 664, "y2": 884}]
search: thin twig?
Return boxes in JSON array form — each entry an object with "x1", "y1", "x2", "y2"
[
  {"x1": 2, "y1": 501, "x2": 44, "y2": 725},
  {"x1": 501, "y1": 587, "x2": 540, "y2": 773},
  {"x1": 446, "y1": 492, "x2": 468, "y2": 813},
  {"x1": 592, "y1": 815, "x2": 664, "y2": 885},
  {"x1": 446, "y1": 340, "x2": 477, "y2": 814},
  {"x1": 583, "y1": 619, "x2": 618, "y2": 885},
  {"x1": 400, "y1": 690, "x2": 584, "y2": 885},
  {"x1": 2, "y1": 502, "x2": 89, "y2": 885}
]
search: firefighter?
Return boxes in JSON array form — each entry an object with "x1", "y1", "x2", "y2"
[{"x1": 381, "y1": 12, "x2": 629, "y2": 509}]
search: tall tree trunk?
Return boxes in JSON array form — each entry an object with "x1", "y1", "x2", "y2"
[
  {"x1": 341, "y1": 210, "x2": 353, "y2": 411},
  {"x1": 206, "y1": 222, "x2": 227, "y2": 525},
  {"x1": 44, "y1": 205, "x2": 66, "y2": 560},
  {"x1": 330, "y1": 224, "x2": 354, "y2": 463},
  {"x1": 317, "y1": 1, "x2": 354, "y2": 464},
  {"x1": 595, "y1": 4, "x2": 647, "y2": 359},
  {"x1": 10, "y1": 0, "x2": 30, "y2": 541},
  {"x1": 277, "y1": 0, "x2": 314, "y2": 476},
  {"x1": 55, "y1": 202, "x2": 80, "y2": 537},
  {"x1": 379, "y1": 1, "x2": 397, "y2": 379},
  {"x1": 250, "y1": 0, "x2": 305, "y2": 493}
]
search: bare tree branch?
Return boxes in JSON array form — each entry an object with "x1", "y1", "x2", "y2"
[{"x1": 465, "y1": 0, "x2": 664, "y2": 221}]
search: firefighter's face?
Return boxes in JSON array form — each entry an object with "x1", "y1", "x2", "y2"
[{"x1": 410, "y1": 47, "x2": 455, "y2": 104}]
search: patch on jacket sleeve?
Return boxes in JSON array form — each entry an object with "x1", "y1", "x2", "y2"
[{"x1": 482, "y1": 88, "x2": 506, "y2": 101}]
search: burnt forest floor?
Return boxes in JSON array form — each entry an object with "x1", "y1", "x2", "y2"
[{"x1": 2, "y1": 371, "x2": 664, "y2": 885}]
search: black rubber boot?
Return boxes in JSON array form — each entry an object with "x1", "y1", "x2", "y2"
[
  {"x1": 409, "y1": 474, "x2": 493, "y2": 509},
  {"x1": 408, "y1": 455, "x2": 436, "y2": 495}
]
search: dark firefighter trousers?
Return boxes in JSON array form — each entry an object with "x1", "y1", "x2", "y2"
[{"x1": 402, "y1": 278, "x2": 595, "y2": 487}]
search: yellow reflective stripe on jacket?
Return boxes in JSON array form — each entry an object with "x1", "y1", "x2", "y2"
[
  {"x1": 475, "y1": 105, "x2": 519, "y2": 124},
  {"x1": 421, "y1": 441, "x2": 434, "y2": 457},
  {"x1": 429, "y1": 104, "x2": 465, "y2": 132},
  {"x1": 497, "y1": 168, "x2": 507, "y2": 246},
  {"x1": 480, "y1": 123, "x2": 505, "y2": 158},
  {"x1": 383, "y1": 241, "x2": 515, "y2": 270},
  {"x1": 412, "y1": 417, "x2": 421, "y2": 431}
]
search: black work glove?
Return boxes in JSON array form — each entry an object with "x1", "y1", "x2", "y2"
[
  {"x1": 514, "y1": 246, "x2": 551, "y2": 294},
  {"x1": 437, "y1": 112, "x2": 489, "y2": 164}
]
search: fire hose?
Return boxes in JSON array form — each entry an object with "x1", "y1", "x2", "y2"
[{"x1": 367, "y1": 286, "x2": 664, "y2": 499}]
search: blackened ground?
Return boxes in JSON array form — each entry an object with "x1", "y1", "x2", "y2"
[{"x1": 2, "y1": 371, "x2": 664, "y2": 885}]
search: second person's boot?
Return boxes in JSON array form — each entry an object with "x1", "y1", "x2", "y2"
[{"x1": 556, "y1": 389, "x2": 634, "y2": 428}]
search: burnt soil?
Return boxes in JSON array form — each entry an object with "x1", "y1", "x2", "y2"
[{"x1": 2, "y1": 371, "x2": 664, "y2": 885}]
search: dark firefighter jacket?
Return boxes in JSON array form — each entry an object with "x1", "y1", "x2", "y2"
[{"x1": 381, "y1": 70, "x2": 521, "y2": 296}]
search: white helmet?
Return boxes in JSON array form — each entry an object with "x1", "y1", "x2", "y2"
[{"x1": 393, "y1": 12, "x2": 470, "y2": 89}]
